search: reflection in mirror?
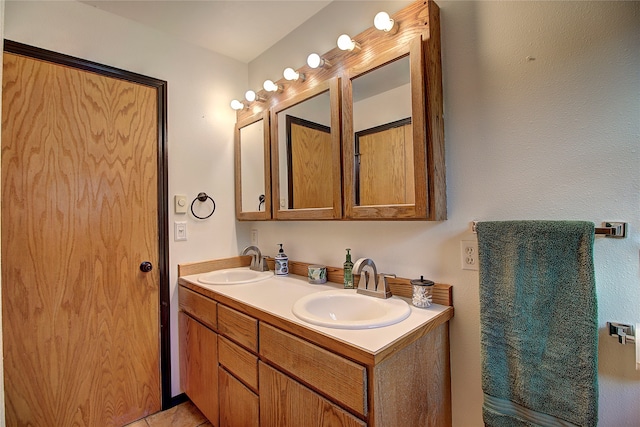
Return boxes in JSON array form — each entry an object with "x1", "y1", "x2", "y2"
[
  {"x1": 355, "y1": 117, "x2": 413, "y2": 205},
  {"x1": 235, "y1": 111, "x2": 271, "y2": 220},
  {"x1": 278, "y1": 91, "x2": 331, "y2": 210},
  {"x1": 240, "y1": 120, "x2": 266, "y2": 211},
  {"x1": 352, "y1": 55, "x2": 412, "y2": 206},
  {"x1": 286, "y1": 116, "x2": 332, "y2": 209},
  {"x1": 272, "y1": 77, "x2": 342, "y2": 220}
]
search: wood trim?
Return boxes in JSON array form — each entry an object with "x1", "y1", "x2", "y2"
[
  {"x1": 178, "y1": 255, "x2": 252, "y2": 277},
  {"x1": 424, "y1": 2, "x2": 447, "y2": 220},
  {"x1": 3, "y1": 40, "x2": 173, "y2": 410}
]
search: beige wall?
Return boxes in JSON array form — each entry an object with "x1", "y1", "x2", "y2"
[{"x1": 245, "y1": 1, "x2": 640, "y2": 426}]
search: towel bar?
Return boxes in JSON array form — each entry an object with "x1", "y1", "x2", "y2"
[{"x1": 471, "y1": 221, "x2": 627, "y2": 238}]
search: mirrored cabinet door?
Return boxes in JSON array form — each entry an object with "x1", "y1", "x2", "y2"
[
  {"x1": 343, "y1": 36, "x2": 428, "y2": 219},
  {"x1": 235, "y1": 111, "x2": 271, "y2": 220},
  {"x1": 271, "y1": 77, "x2": 342, "y2": 220}
]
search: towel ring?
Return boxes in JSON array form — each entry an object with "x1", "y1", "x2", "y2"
[{"x1": 191, "y1": 192, "x2": 216, "y2": 219}]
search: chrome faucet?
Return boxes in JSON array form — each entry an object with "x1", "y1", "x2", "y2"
[
  {"x1": 241, "y1": 245, "x2": 269, "y2": 272},
  {"x1": 352, "y1": 258, "x2": 395, "y2": 299}
]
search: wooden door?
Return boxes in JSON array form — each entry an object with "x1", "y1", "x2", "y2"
[
  {"x1": 358, "y1": 122, "x2": 414, "y2": 206},
  {"x1": 289, "y1": 119, "x2": 332, "y2": 209},
  {"x1": 2, "y1": 51, "x2": 161, "y2": 425}
]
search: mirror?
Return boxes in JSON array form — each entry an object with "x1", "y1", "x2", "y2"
[
  {"x1": 271, "y1": 77, "x2": 342, "y2": 220},
  {"x1": 235, "y1": 111, "x2": 271, "y2": 220},
  {"x1": 343, "y1": 36, "x2": 428, "y2": 219}
]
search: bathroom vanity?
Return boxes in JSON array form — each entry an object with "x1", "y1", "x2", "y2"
[{"x1": 178, "y1": 257, "x2": 454, "y2": 427}]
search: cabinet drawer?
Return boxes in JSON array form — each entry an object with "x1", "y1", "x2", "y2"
[
  {"x1": 218, "y1": 304, "x2": 258, "y2": 352},
  {"x1": 218, "y1": 335, "x2": 259, "y2": 392},
  {"x1": 259, "y1": 362, "x2": 366, "y2": 427},
  {"x1": 179, "y1": 286, "x2": 217, "y2": 330},
  {"x1": 259, "y1": 323, "x2": 367, "y2": 417}
]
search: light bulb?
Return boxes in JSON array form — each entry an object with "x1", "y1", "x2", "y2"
[
  {"x1": 307, "y1": 53, "x2": 331, "y2": 69},
  {"x1": 245, "y1": 90, "x2": 257, "y2": 102},
  {"x1": 307, "y1": 53, "x2": 321, "y2": 68},
  {"x1": 263, "y1": 79, "x2": 281, "y2": 92},
  {"x1": 374, "y1": 11, "x2": 395, "y2": 32},
  {"x1": 337, "y1": 34, "x2": 358, "y2": 51},
  {"x1": 230, "y1": 99, "x2": 244, "y2": 110},
  {"x1": 283, "y1": 67, "x2": 300, "y2": 81}
]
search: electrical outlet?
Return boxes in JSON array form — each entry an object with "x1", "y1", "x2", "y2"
[
  {"x1": 460, "y1": 240, "x2": 479, "y2": 270},
  {"x1": 251, "y1": 229, "x2": 259, "y2": 246}
]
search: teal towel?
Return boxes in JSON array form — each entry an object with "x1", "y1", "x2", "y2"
[{"x1": 477, "y1": 221, "x2": 598, "y2": 427}]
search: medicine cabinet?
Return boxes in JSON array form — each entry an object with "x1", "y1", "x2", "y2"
[
  {"x1": 271, "y1": 78, "x2": 342, "y2": 220},
  {"x1": 233, "y1": 0, "x2": 446, "y2": 221},
  {"x1": 234, "y1": 111, "x2": 271, "y2": 220}
]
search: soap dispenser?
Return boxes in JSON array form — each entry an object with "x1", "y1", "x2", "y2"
[
  {"x1": 343, "y1": 248, "x2": 354, "y2": 289},
  {"x1": 275, "y1": 244, "x2": 289, "y2": 276}
]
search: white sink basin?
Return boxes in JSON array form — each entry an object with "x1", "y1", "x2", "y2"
[
  {"x1": 292, "y1": 289, "x2": 411, "y2": 329},
  {"x1": 198, "y1": 268, "x2": 273, "y2": 285}
]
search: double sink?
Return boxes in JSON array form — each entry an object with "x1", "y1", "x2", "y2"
[{"x1": 197, "y1": 267, "x2": 411, "y2": 330}]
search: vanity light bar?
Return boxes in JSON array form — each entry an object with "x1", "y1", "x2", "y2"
[{"x1": 230, "y1": 9, "x2": 396, "y2": 109}]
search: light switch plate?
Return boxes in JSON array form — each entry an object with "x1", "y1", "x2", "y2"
[
  {"x1": 174, "y1": 194, "x2": 187, "y2": 214},
  {"x1": 174, "y1": 221, "x2": 187, "y2": 241}
]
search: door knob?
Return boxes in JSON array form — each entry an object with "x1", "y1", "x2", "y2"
[{"x1": 140, "y1": 261, "x2": 153, "y2": 273}]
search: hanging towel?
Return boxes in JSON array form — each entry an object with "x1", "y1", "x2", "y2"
[{"x1": 476, "y1": 221, "x2": 598, "y2": 427}]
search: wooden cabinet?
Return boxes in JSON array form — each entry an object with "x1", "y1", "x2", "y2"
[
  {"x1": 234, "y1": 0, "x2": 445, "y2": 222},
  {"x1": 178, "y1": 282, "x2": 452, "y2": 427},
  {"x1": 219, "y1": 367, "x2": 259, "y2": 427},
  {"x1": 179, "y1": 311, "x2": 218, "y2": 424}
]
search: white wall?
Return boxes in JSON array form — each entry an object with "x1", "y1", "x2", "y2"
[
  {"x1": 245, "y1": 1, "x2": 640, "y2": 426},
  {"x1": 3, "y1": 0, "x2": 247, "y2": 398}
]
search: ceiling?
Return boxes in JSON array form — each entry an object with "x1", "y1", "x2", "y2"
[{"x1": 80, "y1": 0, "x2": 333, "y2": 64}]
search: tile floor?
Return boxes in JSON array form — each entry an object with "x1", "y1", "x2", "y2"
[{"x1": 126, "y1": 401, "x2": 211, "y2": 427}]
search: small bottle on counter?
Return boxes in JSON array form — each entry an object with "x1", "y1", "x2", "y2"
[
  {"x1": 411, "y1": 276, "x2": 434, "y2": 308},
  {"x1": 275, "y1": 244, "x2": 289, "y2": 276},
  {"x1": 343, "y1": 248, "x2": 354, "y2": 289}
]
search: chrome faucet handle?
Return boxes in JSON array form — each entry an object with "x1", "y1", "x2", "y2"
[
  {"x1": 241, "y1": 245, "x2": 265, "y2": 271},
  {"x1": 257, "y1": 256, "x2": 270, "y2": 272},
  {"x1": 353, "y1": 258, "x2": 392, "y2": 299},
  {"x1": 353, "y1": 258, "x2": 378, "y2": 290},
  {"x1": 377, "y1": 273, "x2": 396, "y2": 298}
]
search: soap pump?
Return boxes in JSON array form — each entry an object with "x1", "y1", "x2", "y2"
[
  {"x1": 343, "y1": 248, "x2": 354, "y2": 289},
  {"x1": 275, "y1": 244, "x2": 289, "y2": 276}
]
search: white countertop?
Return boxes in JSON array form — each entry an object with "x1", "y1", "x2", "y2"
[{"x1": 181, "y1": 267, "x2": 450, "y2": 355}]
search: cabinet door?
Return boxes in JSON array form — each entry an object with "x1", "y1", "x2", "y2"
[
  {"x1": 179, "y1": 312, "x2": 219, "y2": 424},
  {"x1": 259, "y1": 363, "x2": 365, "y2": 427},
  {"x1": 219, "y1": 367, "x2": 259, "y2": 427}
]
